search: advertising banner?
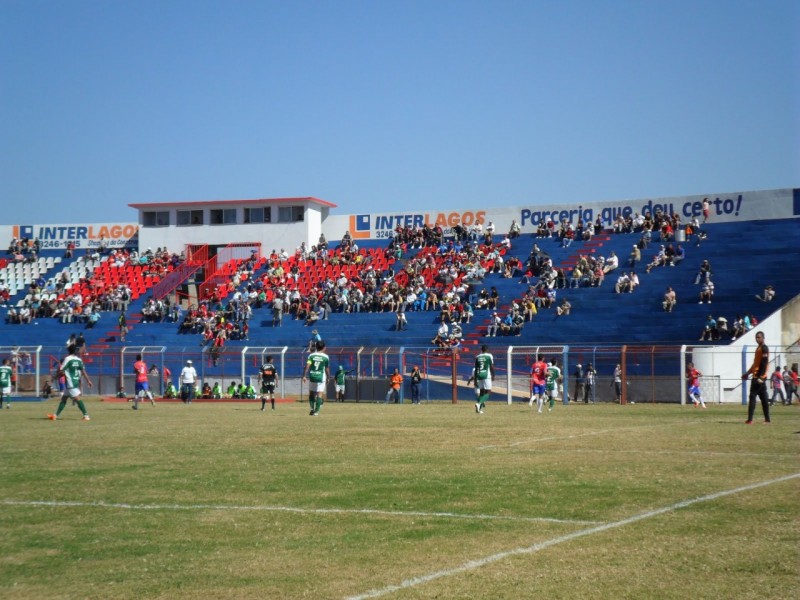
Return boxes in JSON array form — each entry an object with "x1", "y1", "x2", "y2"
[
  {"x1": 2, "y1": 223, "x2": 139, "y2": 250},
  {"x1": 323, "y1": 188, "x2": 797, "y2": 240}
]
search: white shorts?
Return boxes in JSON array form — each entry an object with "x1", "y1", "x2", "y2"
[
  {"x1": 309, "y1": 381, "x2": 326, "y2": 393},
  {"x1": 335, "y1": 384, "x2": 345, "y2": 393},
  {"x1": 0, "y1": 385, "x2": 10, "y2": 395},
  {"x1": 65, "y1": 387, "x2": 81, "y2": 399},
  {"x1": 548, "y1": 387, "x2": 559, "y2": 398},
  {"x1": 477, "y1": 378, "x2": 492, "y2": 391}
]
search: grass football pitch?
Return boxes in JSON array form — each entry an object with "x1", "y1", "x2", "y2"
[{"x1": 0, "y1": 398, "x2": 798, "y2": 599}]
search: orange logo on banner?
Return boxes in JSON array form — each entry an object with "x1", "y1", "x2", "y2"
[{"x1": 349, "y1": 215, "x2": 370, "y2": 239}]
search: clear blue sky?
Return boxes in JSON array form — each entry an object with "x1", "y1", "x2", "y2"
[{"x1": 1, "y1": 0, "x2": 797, "y2": 225}]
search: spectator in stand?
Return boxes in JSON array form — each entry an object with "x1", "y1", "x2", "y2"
[
  {"x1": 570, "y1": 265, "x2": 583, "y2": 288},
  {"x1": 694, "y1": 259, "x2": 712, "y2": 284},
  {"x1": 602, "y1": 251, "x2": 618, "y2": 275},
  {"x1": 582, "y1": 220, "x2": 595, "y2": 241},
  {"x1": 614, "y1": 272, "x2": 631, "y2": 294},
  {"x1": 663, "y1": 244, "x2": 676, "y2": 266},
  {"x1": 487, "y1": 286, "x2": 499, "y2": 311},
  {"x1": 556, "y1": 297, "x2": 572, "y2": 317},
  {"x1": 396, "y1": 306, "x2": 407, "y2": 331},
  {"x1": 755, "y1": 285, "x2": 775, "y2": 302},
  {"x1": 731, "y1": 315, "x2": 745, "y2": 340},
  {"x1": 484, "y1": 220, "x2": 496, "y2": 238},
  {"x1": 432, "y1": 322, "x2": 449, "y2": 347},
  {"x1": 628, "y1": 272, "x2": 640, "y2": 292},
  {"x1": 716, "y1": 315, "x2": 729, "y2": 338},
  {"x1": 702, "y1": 198, "x2": 711, "y2": 223},
  {"x1": 660, "y1": 220, "x2": 674, "y2": 242},
  {"x1": 508, "y1": 219, "x2": 521, "y2": 239},
  {"x1": 307, "y1": 330, "x2": 322, "y2": 352},
  {"x1": 662, "y1": 287, "x2": 677, "y2": 312},
  {"x1": 699, "y1": 279, "x2": 715, "y2": 304},
  {"x1": 561, "y1": 225, "x2": 574, "y2": 248},
  {"x1": 645, "y1": 245, "x2": 667, "y2": 273},
  {"x1": 628, "y1": 245, "x2": 641, "y2": 268},
  {"x1": 486, "y1": 312, "x2": 501, "y2": 337},
  {"x1": 699, "y1": 314, "x2": 718, "y2": 341},
  {"x1": 459, "y1": 301, "x2": 472, "y2": 323},
  {"x1": 672, "y1": 244, "x2": 686, "y2": 266},
  {"x1": 769, "y1": 367, "x2": 786, "y2": 406},
  {"x1": 639, "y1": 228, "x2": 652, "y2": 249},
  {"x1": 590, "y1": 263, "x2": 604, "y2": 288}
]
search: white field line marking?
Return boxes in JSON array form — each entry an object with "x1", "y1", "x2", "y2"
[
  {"x1": 0, "y1": 499, "x2": 602, "y2": 526},
  {"x1": 565, "y1": 448, "x2": 798, "y2": 460},
  {"x1": 345, "y1": 472, "x2": 800, "y2": 600},
  {"x1": 477, "y1": 421, "x2": 704, "y2": 450}
]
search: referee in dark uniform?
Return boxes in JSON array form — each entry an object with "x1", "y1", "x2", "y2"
[{"x1": 260, "y1": 356, "x2": 278, "y2": 411}]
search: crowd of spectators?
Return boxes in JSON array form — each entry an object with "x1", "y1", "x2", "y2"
[{"x1": 5, "y1": 246, "x2": 181, "y2": 327}]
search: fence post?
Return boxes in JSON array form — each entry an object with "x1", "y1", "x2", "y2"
[{"x1": 451, "y1": 348, "x2": 458, "y2": 404}]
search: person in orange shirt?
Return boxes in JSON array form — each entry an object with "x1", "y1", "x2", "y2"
[
  {"x1": 162, "y1": 365, "x2": 172, "y2": 396},
  {"x1": 742, "y1": 331, "x2": 770, "y2": 424},
  {"x1": 385, "y1": 368, "x2": 403, "y2": 404},
  {"x1": 132, "y1": 353, "x2": 155, "y2": 410}
]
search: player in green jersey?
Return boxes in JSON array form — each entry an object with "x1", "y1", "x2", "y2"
[
  {"x1": 0, "y1": 358, "x2": 13, "y2": 409},
  {"x1": 473, "y1": 345, "x2": 495, "y2": 414},
  {"x1": 303, "y1": 341, "x2": 330, "y2": 416},
  {"x1": 48, "y1": 345, "x2": 93, "y2": 421},
  {"x1": 545, "y1": 360, "x2": 562, "y2": 412},
  {"x1": 334, "y1": 365, "x2": 347, "y2": 402}
]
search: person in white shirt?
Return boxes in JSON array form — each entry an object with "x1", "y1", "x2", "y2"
[
  {"x1": 179, "y1": 360, "x2": 198, "y2": 404},
  {"x1": 603, "y1": 251, "x2": 619, "y2": 274},
  {"x1": 614, "y1": 272, "x2": 631, "y2": 294},
  {"x1": 470, "y1": 222, "x2": 483, "y2": 242}
]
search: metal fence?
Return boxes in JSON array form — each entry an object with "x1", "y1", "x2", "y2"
[{"x1": 8, "y1": 343, "x2": 798, "y2": 405}]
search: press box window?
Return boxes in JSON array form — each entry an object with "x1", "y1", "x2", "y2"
[
  {"x1": 142, "y1": 211, "x2": 170, "y2": 227},
  {"x1": 177, "y1": 210, "x2": 204, "y2": 226},
  {"x1": 278, "y1": 206, "x2": 304, "y2": 222},
  {"x1": 210, "y1": 209, "x2": 237, "y2": 225},
  {"x1": 244, "y1": 207, "x2": 271, "y2": 223}
]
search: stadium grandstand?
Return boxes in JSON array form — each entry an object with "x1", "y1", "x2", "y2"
[{"x1": 1, "y1": 188, "x2": 798, "y2": 405}]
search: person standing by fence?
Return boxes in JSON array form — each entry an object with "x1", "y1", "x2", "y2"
[
  {"x1": 769, "y1": 367, "x2": 786, "y2": 406},
  {"x1": 742, "y1": 331, "x2": 770, "y2": 424},
  {"x1": 583, "y1": 363, "x2": 596, "y2": 403},
  {"x1": 572, "y1": 363, "x2": 585, "y2": 403},
  {"x1": 180, "y1": 360, "x2": 198, "y2": 404},
  {"x1": 384, "y1": 368, "x2": 403, "y2": 403},
  {"x1": 409, "y1": 366, "x2": 423, "y2": 404}
]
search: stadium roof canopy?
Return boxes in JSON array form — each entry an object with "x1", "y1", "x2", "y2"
[{"x1": 129, "y1": 196, "x2": 336, "y2": 210}]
